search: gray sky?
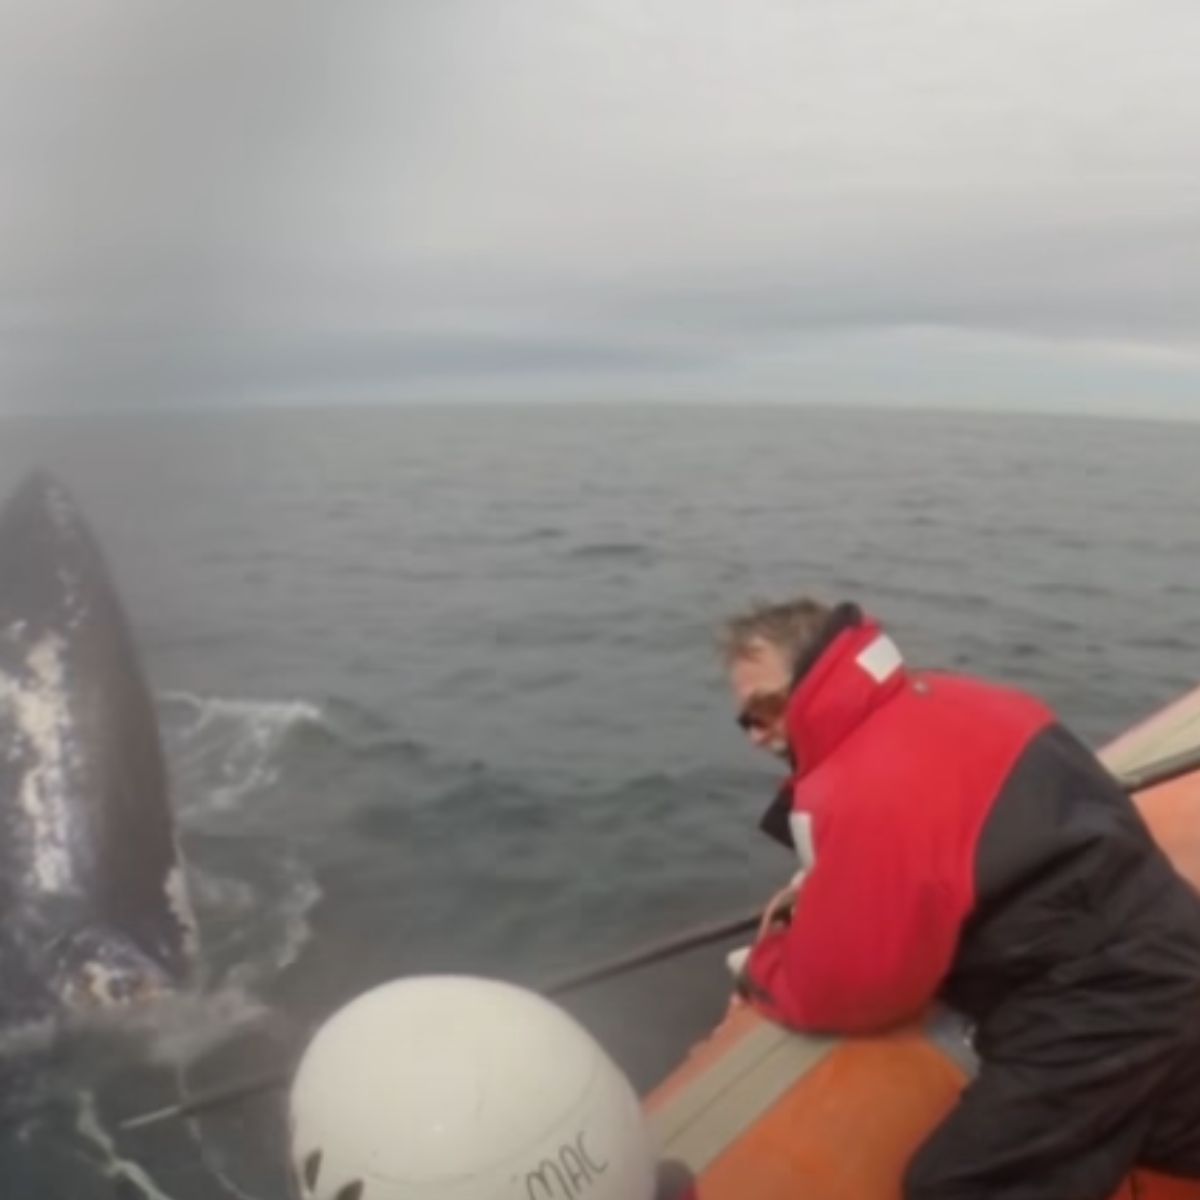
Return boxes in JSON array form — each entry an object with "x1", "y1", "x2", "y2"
[{"x1": 2, "y1": 1, "x2": 1198, "y2": 415}]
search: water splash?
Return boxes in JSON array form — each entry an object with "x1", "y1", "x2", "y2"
[
  {"x1": 74, "y1": 1091, "x2": 178, "y2": 1200},
  {"x1": 159, "y1": 691, "x2": 325, "y2": 814}
]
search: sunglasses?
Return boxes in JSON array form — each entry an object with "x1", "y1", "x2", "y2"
[{"x1": 736, "y1": 688, "x2": 789, "y2": 733}]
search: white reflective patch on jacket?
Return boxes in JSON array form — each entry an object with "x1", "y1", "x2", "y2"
[
  {"x1": 789, "y1": 811, "x2": 817, "y2": 882},
  {"x1": 856, "y1": 633, "x2": 903, "y2": 683}
]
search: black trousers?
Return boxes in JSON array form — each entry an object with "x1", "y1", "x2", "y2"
[{"x1": 904, "y1": 1026, "x2": 1200, "y2": 1199}]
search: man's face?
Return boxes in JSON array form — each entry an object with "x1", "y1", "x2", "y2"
[{"x1": 728, "y1": 637, "x2": 792, "y2": 761}]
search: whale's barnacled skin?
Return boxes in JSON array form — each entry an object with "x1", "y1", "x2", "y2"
[{"x1": 0, "y1": 470, "x2": 196, "y2": 1020}]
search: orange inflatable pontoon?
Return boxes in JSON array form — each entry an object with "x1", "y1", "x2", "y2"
[{"x1": 643, "y1": 682, "x2": 1200, "y2": 1200}]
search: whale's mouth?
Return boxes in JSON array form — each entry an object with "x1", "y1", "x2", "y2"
[
  {"x1": 49, "y1": 928, "x2": 180, "y2": 1011},
  {"x1": 60, "y1": 956, "x2": 173, "y2": 1009}
]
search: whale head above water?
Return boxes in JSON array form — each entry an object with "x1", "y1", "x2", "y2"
[{"x1": 0, "y1": 470, "x2": 197, "y2": 1023}]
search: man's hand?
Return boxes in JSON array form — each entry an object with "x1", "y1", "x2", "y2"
[
  {"x1": 722, "y1": 883, "x2": 799, "y2": 1013},
  {"x1": 758, "y1": 881, "x2": 798, "y2": 938}
]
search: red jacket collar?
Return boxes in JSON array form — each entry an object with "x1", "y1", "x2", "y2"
[{"x1": 784, "y1": 615, "x2": 907, "y2": 778}]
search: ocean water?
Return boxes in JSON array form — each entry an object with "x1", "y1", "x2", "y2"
[{"x1": 1, "y1": 402, "x2": 1199, "y2": 1198}]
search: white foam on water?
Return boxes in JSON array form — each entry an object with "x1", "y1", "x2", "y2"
[
  {"x1": 161, "y1": 690, "x2": 324, "y2": 815},
  {"x1": 185, "y1": 849, "x2": 322, "y2": 982},
  {"x1": 79, "y1": 1084, "x2": 270, "y2": 1200},
  {"x1": 248, "y1": 864, "x2": 322, "y2": 981},
  {"x1": 80, "y1": 987, "x2": 281, "y2": 1200},
  {"x1": 187, "y1": 863, "x2": 258, "y2": 913},
  {"x1": 156, "y1": 689, "x2": 326, "y2": 984},
  {"x1": 162, "y1": 690, "x2": 324, "y2": 736},
  {"x1": 57, "y1": 983, "x2": 275, "y2": 1071},
  {"x1": 207, "y1": 769, "x2": 279, "y2": 814},
  {"x1": 199, "y1": 858, "x2": 323, "y2": 991},
  {"x1": 2, "y1": 991, "x2": 279, "y2": 1199},
  {"x1": 166, "y1": 861, "x2": 201, "y2": 962},
  {"x1": 74, "y1": 1090, "x2": 179, "y2": 1200},
  {"x1": 178, "y1": 1081, "x2": 268, "y2": 1200},
  {"x1": 275, "y1": 869, "x2": 322, "y2": 975},
  {"x1": 0, "y1": 1015, "x2": 58, "y2": 1060}
]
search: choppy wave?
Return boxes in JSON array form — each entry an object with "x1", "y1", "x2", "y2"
[
  {"x1": 161, "y1": 691, "x2": 324, "y2": 730},
  {"x1": 565, "y1": 540, "x2": 654, "y2": 560},
  {"x1": 85, "y1": 989, "x2": 272, "y2": 1070},
  {"x1": 214, "y1": 860, "x2": 323, "y2": 987},
  {"x1": 160, "y1": 691, "x2": 326, "y2": 813},
  {"x1": 160, "y1": 696, "x2": 328, "y2": 816},
  {"x1": 75, "y1": 1092, "x2": 178, "y2": 1200},
  {"x1": 0, "y1": 983, "x2": 278, "y2": 1200},
  {"x1": 151, "y1": 690, "x2": 328, "y2": 997},
  {"x1": 0, "y1": 981, "x2": 273, "y2": 1077}
]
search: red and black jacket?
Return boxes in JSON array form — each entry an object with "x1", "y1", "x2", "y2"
[{"x1": 744, "y1": 605, "x2": 1200, "y2": 1050}]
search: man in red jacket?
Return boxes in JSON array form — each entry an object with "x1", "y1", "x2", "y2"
[{"x1": 723, "y1": 595, "x2": 1200, "y2": 1199}]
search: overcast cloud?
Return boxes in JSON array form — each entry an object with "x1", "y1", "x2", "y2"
[{"x1": 1, "y1": 1, "x2": 1198, "y2": 415}]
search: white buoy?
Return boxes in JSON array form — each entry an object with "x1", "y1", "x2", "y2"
[{"x1": 287, "y1": 975, "x2": 658, "y2": 1200}]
